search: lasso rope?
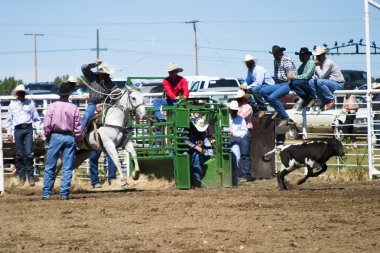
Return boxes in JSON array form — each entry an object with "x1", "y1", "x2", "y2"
[{"x1": 75, "y1": 37, "x2": 155, "y2": 97}]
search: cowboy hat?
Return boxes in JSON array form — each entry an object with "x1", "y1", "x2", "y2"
[
  {"x1": 95, "y1": 63, "x2": 115, "y2": 75},
  {"x1": 295, "y1": 47, "x2": 313, "y2": 55},
  {"x1": 312, "y1": 45, "x2": 328, "y2": 56},
  {"x1": 191, "y1": 115, "x2": 209, "y2": 132},
  {"x1": 165, "y1": 63, "x2": 183, "y2": 72},
  {"x1": 372, "y1": 82, "x2": 380, "y2": 89},
  {"x1": 66, "y1": 75, "x2": 77, "y2": 83},
  {"x1": 270, "y1": 45, "x2": 286, "y2": 54},
  {"x1": 228, "y1": 100, "x2": 239, "y2": 110},
  {"x1": 51, "y1": 83, "x2": 72, "y2": 96},
  {"x1": 11, "y1": 84, "x2": 27, "y2": 96},
  {"x1": 243, "y1": 54, "x2": 256, "y2": 62},
  {"x1": 236, "y1": 89, "x2": 249, "y2": 99}
]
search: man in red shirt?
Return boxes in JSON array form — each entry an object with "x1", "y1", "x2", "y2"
[{"x1": 153, "y1": 63, "x2": 189, "y2": 121}]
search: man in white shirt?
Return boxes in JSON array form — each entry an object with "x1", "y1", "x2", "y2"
[
  {"x1": 6, "y1": 85, "x2": 42, "y2": 186},
  {"x1": 228, "y1": 100, "x2": 248, "y2": 187},
  {"x1": 309, "y1": 46, "x2": 345, "y2": 110}
]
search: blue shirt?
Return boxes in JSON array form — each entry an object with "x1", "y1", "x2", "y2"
[
  {"x1": 246, "y1": 65, "x2": 275, "y2": 88},
  {"x1": 6, "y1": 99, "x2": 42, "y2": 134}
]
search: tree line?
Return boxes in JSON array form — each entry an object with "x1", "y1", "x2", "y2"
[{"x1": 0, "y1": 75, "x2": 87, "y2": 95}]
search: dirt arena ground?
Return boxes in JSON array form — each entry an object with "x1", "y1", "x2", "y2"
[{"x1": 1, "y1": 175, "x2": 380, "y2": 253}]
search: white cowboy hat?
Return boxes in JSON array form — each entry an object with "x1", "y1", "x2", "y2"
[
  {"x1": 11, "y1": 84, "x2": 27, "y2": 96},
  {"x1": 165, "y1": 63, "x2": 183, "y2": 72},
  {"x1": 67, "y1": 75, "x2": 77, "y2": 83},
  {"x1": 372, "y1": 82, "x2": 380, "y2": 89},
  {"x1": 95, "y1": 63, "x2": 115, "y2": 75},
  {"x1": 228, "y1": 100, "x2": 239, "y2": 110},
  {"x1": 312, "y1": 45, "x2": 328, "y2": 56},
  {"x1": 191, "y1": 115, "x2": 209, "y2": 132},
  {"x1": 236, "y1": 89, "x2": 249, "y2": 99},
  {"x1": 243, "y1": 54, "x2": 256, "y2": 62}
]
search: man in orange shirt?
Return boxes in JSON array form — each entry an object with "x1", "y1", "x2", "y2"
[{"x1": 153, "y1": 63, "x2": 189, "y2": 122}]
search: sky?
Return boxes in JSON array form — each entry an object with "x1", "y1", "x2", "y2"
[{"x1": 1, "y1": 0, "x2": 380, "y2": 84}]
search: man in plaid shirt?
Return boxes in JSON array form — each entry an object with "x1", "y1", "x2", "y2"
[{"x1": 260, "y1": 45, "x2": 296, "y2": 127}]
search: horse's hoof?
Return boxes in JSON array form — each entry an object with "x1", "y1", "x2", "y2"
[{"x1": 132, "y1": 171, "x2": 140, "y2": 181}]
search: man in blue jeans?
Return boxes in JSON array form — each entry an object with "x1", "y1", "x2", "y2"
[
  {"x1": 260, "y1": 45, "x2": 296, "y2": 127},
  {"x1": 81, "y1": 59, "x2": 121, "y2": 188},
  {"x1": 239, "y1": 54, "x2": 275, "y2": 118},
  {"x1": 42, "y1": 83, "x2": 83, "y2": 200},
  {"x1": 6, "y1": 85, "x2": 42, "y2": 186},
  {"x1": 309, "y1": 45, "x2": 345, "y2": 110},
  {"x1": 287, "y1": 47, "x2": 317, "y2": 108},
  {"x1": 153, "y1": 63, "x2": 189, "y2": 122}
]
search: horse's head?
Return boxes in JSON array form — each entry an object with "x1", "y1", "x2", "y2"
[{"x1": 119, "y1": 87, "x2": 146, "y2": 119}]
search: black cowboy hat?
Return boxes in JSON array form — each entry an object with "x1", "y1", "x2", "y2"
[
  {"x1": 51, "y1": 83, "x2": 72, "y2": 96},
  {"x1": 295, "y1": 47, "x2": 313, "y2": 55},
  {"x1": 270, "y1": 45, "x2": 286, "y2": 54}
]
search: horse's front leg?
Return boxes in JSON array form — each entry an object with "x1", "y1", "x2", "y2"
[{"x1": 125, "y1": 141, "x2": 140, "y2": 180}]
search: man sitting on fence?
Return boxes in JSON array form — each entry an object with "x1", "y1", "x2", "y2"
[{"x1": 153, "y1": 63, "x2": 189, "y2": 122}]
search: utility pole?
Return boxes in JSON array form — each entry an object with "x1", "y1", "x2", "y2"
[
  {"x1": 24, "y1": 33, "x2": 44, "y2": 83},
  {"x1": 91, "y1": 29, "x2": 107, "y2": 60},
  {"x1": 185, "y1": 19, "x2": 200, "y2": 75}
]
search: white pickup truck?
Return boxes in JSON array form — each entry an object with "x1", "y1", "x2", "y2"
[{"x1": 185, "y1": 76, "x2": 241, "y2": 92}]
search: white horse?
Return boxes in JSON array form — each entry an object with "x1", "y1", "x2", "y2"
[{"x1": 74, "y1": 87, "x2": 146, "y2": 186}]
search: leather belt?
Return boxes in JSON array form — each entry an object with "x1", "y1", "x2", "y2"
[{"x1": 15, "y1": 123, "x2": 32, "y2": 129}]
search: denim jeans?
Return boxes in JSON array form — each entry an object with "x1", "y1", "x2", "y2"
[
  {"x1": 239, "y1": 132, "x2": 252, "y2": 180},
  {"x1": 189, "y1": 149, "x2": 203, "y2": 187},
  {"x1": 81, "y1": 103, "x2": 97, "y2": 130},
  {"x1": 289, "y1": 79, "x2": 315, "y2": 100},
  {"x1": 14, "y1": 127, "x2": 34, "y2": 182},
  {"x1": 153, "y1": 98, "x2": 174, "y2": 121},
  {"x1": 309, "y1": 79, "x2": 343, "y2": 103},
  {"x1": 260, "y1": 82, "x2": 290, "y2": 120},
  {"x1": 89, "y1": 150, "x2": 117, "y2": 186},
  {"x1": 247, "y1": 85, "x2": 268, "y2": 111},
  {"x1": 42, "y1": 133, "x2": 76, "y2": 198},
  {"x1": 231, "y1": 142, "x2": 240, "y2": 186}
]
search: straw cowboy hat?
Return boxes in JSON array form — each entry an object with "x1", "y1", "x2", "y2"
[
  {"x1": 95, "y1": 63, "x2": 115, "y2": 75},
  {"x1": 66, "y1": 75, "x2": 77, "y2": 83},
  {"x1": 191, "y1": 115, "x2": 209, "y2": 132},
  {"x1": 270, "y1": 45, "x2": 286, "y2": 54},
  {"x1": 11, "y1": 84, "x2": 27, "y2": 96},
  {"x1": 243, "y1": 54, "x2": 257, "y2": 62},
  {"x1": 236, "y1": 89, "x2": 249, "y2": 99},
  {"x1": 228, "y1": 100, "x2": 240, "y2": 110},
  {"x1": 312, "y1": 45, "x2": 328, "y2": 56},
  {"x1": 165, "y1": 63, "x2": 183, "y2": 72},
  {"x1": 295, "y1": 47, "x2": 313, "y2": 55},
  {"x1": 372, "y1": 82, "x2": 380, "y2": 89}
]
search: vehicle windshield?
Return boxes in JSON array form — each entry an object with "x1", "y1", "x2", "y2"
[
  {"x1": 208, "y1": 79, "x2": 239, "y2": 88},
  {"x1": 25, "y1": 83, "x2": 55, "y2": 91}
]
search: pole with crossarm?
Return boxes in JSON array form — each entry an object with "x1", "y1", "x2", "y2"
[{"x1": 24, "y1": 33, "x2": 44, "y2": 83}]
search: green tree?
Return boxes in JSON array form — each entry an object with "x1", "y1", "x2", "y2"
[
  {"x1": 53, "y1": 75, "x2": 87, "y2": 84},
  {"x1": 0, "y1": 77, "x2": 23, "y2": 95},
  {"x1": 53, "y1": 75, "x2": 69, "y2": 84}
]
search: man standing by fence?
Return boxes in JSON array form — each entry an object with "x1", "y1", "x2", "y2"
[
  {"x1": 42, "y1": 83, "x2": 82, "y2": 200},
  {"x1": 6, "y1": 85, "x2": 42, "y2": 186}
]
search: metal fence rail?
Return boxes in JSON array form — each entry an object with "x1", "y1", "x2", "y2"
[{"x1": 0, "y1": 89, "x2": 379, "y2": 191}]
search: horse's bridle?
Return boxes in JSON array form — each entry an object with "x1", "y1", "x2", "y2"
[{"x1": 111, "y1": 89, "x2": 144, "y2": 113}]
